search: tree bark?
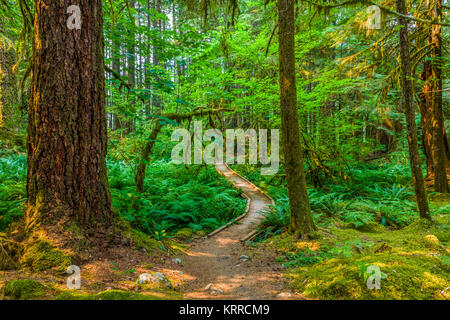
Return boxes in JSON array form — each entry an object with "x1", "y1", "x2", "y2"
[
  {"x1": 0, "y1": 26, "x2": 17, "y2": 128},
  {"x1": 126, "y1": 0, "x2": 136, "y2": 134},
  {"x1": 112, "y1": 28, "x2": 122, "y2": 131},
  {"x1": 419, "y1": 59, "x2": 434, "y2": 176},
  {"x1": 278, "y1": 0, "x2": 316, "y2": 237},
  {"x1": 430, "y1": 0, "x2": 448, "y2": 193},
  {"x1": 396, "y1": 0, "x2": 431, "y2": 219},
  {"x1": 419, "y1": 0, "x2": 449, "y2": 192},
  {"x1": 26, "y1": 0, "x2": 114, "y2": 232}
]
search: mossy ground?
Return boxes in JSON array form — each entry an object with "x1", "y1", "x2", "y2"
[
  {"x1": 1, "y1": 279, "x2": 182, "y2": 300},
  {"x1": 265, "y1": 213, "x2": 450, "y2": 300},
  {"x1": 0, "y1": 233, "x2": 22, "y2": 270},
  {"x1": 20, "y1": 240, "x2": 72, "y2": 273},
  {"x1": 0, "y1": 217, "x2": 187, "y2": 300}
]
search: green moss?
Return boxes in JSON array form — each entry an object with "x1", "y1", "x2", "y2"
[
  {"x1": 174, "y1": 228, "x2": 193, "y2": 241},
  {"x1": 113, "y1": 216, "x2": 160, "y2": 253},
  {"x1": 20, "y1": 240, "x2": 72, "y2": 273},
  {"x1": 1, "y1": 279, "x2": 56, "y2": 300},
  {"x1": 0, "y1": 234, "x2": 22, "y2": 270},
  {"x1": 129, "y1": 230, "x2": 160, "y2": 252},
  {"x1": 269, "y1": 214, "x2": 450, "y2": 300},
  {"x1": 56, "y1": 290, "x2": 163, "y2": 300}
]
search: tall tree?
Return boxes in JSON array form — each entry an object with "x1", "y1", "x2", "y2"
[
  {"x1": 396, "y1": 0, "x2": 431, "y2": 219},
  {"x1": 0, "y1": 22, "x2": 17, "y2": 128},
  {"x1": 26, "y1": 1, "x2": 114, "y2": 234},
  {"x1": 429, "y1": 0, "x2": 448, "y2": 193},
  {"x1": 127, "y1": 0, "x2": 136, "y2": 133},
  {"x1": 419, "y1": 0, "x2": 449, "y2": 193},
  {"x1": 278, "y1": 0, "x2": 316, "y2": 237}
]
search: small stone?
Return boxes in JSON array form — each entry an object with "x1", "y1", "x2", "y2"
[
  {"x1": 172, "y1": 258, "x2": 182, "y2": 264},
  {"x1": 205, "y1": 283, "x2": 214, "y2": 291},
  {"x1": 137, "y1": 272, "x2": 173, "y2": 289},
  {"x1": 209, "y1": 288, "x2": 223, "y2": 295},
  {"x1": 239, "y1": 255, "x2": 250, "y2": 261},
  {"x1": 277, "y1": 292, "x2": 292, "y2": 299}
]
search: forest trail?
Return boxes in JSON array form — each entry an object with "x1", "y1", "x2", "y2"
[{"x1": 174, "y1": 163, "x2": 300, "y2": 300}]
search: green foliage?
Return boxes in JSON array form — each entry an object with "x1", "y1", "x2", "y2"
[
  {"x1": 0, "y1": 153, "x2": 245, "y2": 240},
  {"x1": 109, "y1": 161, "x2": 246, "y2": 236},
  {"x1": 234, "y1": 152, "x2": 446, "y2": 238},
  {"x1": 0, "y1": 155, "x2": 26, "y2": 231}
]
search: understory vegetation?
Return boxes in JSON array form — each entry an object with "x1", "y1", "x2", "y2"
[
  {"x1": 233, "y1": 152, "x2": 449, "y2": 239},
  {"x1": 0, "y1": 152, "x2": 246, "y2": 237},
  {"x1": 233, "y1": 155, "x2": 450, "y2": 300}
]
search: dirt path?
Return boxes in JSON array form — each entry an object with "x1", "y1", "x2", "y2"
[{"x1": 175, "y1": 163, "x2": 298, "y2": 300}]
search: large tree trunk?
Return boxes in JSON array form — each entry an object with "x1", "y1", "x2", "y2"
[
  {"x1": 278, "y1": 0, "x2": 316, "y2": 237},
  {"x1": 396, "y1": 0, "x2": 431, "y2": 219},
  {"x1": 419, "y1": 0, "x2": 449, "y2": 192},
  {"x1": 419, "y1": 59, "x2": 434, "y2": 176},
  {"x1": 26, "y1": 0, "x2": 114, "y2": 233}
]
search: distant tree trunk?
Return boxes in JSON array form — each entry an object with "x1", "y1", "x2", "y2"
[
  {"x1": 430, "y1": 0, "x2": 448, "y2": 193},
  {"x1": 396, "y1": 0, "x2": 431, "y2": 219},
  {"x1": 126, "y1": 0, "x2": 136, "y2": 134},
  {"x1": 135, "y1": 120, "x2": 162, "y2": 193},
  {"x1": 278, "y1": 0, "x2": 316, "y2": 237},
  {"x1": 152, "y1": 0, "x2": 162, "y2": 112},
  {"x1": 26, "y1": 0, "x2": 114, "y2": 233},
  {"x1": 0, "y1": 27, "x2": 17, "y2": 128},
  {"x1": 112, "y1": 31, "x2": 122, "y2": 131}
]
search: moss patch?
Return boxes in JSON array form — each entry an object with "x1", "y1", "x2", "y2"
[
  {"x1": 0, "y1": 233, "x2": 22, "y2": 270},
  {"x1": 1, "y1": 279, "x2": 56, "y2": 300},
  {"x1": 174, "y1": 228, "x2": 193, "y2": 241},
  {"x1": 20, "y1": 240, "x2": 72, "y2": 273},
  {"x1": 55, "y1": 289, "x2": 163, "y2": 300},
  {"x1": 268, "y1": 214, "x2": 450, "y2": 300}
]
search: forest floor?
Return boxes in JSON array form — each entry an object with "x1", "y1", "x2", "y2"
[
  {"x1": 0, "y1": 163, "x2": 301, "y2": 300},
  {"x1": 1, "y1": 161, "x2": 448, "y2": 300},
  {"x1": 167, "y1": 163, "x2": 304, "y2": 299}
]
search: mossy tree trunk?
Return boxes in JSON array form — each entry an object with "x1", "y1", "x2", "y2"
[
  {"x1": 278, "y1": 0, "x2": 316, "y2": 237},
  {"x1": 418, "y1": 0, "x2": 448, "y2": 192},
  {"x1": 396, "y1": 0, "x2": 431, "y2": 219},
  {"x1": 430, "y1": 0, "x2": 448, "y2": 193},
  {"x1": 26, "y1": 0, "x2": 114, "y2": 232},
  {"x1": 0, "y1": 24, "x2": 17, "y2": 128}
]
